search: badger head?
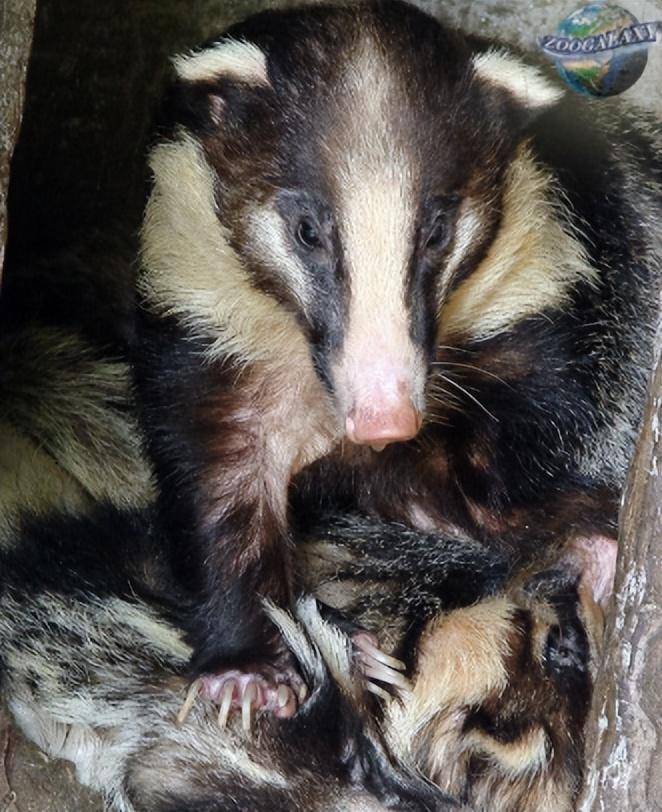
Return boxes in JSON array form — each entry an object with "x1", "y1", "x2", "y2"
[
  {"x1": 384, "y1": 534, "x2": 616, "y2": 811},
  {"x1": 141, "y1": 1, "x2": 570, "y2": 448}
]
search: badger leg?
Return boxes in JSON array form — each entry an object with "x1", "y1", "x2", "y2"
[{"x1": 135, "y1": 324, "x2": 337, "y2": 730}]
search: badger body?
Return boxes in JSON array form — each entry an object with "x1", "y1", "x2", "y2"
[
  {"x1": 0, "y1": 313, "x2": 612, "y2": 810},
  {"x1": 301, "y1": 515, "x2": 613, "y2": 811},
  {"x1": 135, "y1": 0, "x2": 660, "y2": 692},
  {"x1": 0, "y1": 511, "x2": 461, "y2": 812}
]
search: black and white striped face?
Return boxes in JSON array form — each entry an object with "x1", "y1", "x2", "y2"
[{"x1": 147, "y1": 1, "x2": 563, "y2": 446}]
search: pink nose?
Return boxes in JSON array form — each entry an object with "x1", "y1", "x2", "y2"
[{"x1": 346, "y1": 401, "x2": 422, "y2": 447}]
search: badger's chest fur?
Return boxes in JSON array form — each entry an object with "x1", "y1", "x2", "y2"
[{"x1": 135, "y1": 0, "x2": 661, "y2": 686}]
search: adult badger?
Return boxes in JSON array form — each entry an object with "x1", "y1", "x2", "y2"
[
  {"x1": 0, "y1": 317, "x2": 613, "y2": 810},
  {"x1": 135, "y1": 1, "x2": 661, "y2": 711}
]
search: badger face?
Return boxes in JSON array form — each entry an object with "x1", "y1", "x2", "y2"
[
  {"x1": 385, "y1": 536, "x2": 614, "y2": 812},
  {"x1": 145, "y1": 2, "x2": 565, "y2": 447}
]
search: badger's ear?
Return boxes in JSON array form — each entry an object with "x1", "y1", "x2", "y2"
[
  {"x1": 164, "y1": 38, "x2": 270, "y2": 131},
  {"x1": 562, "y1": 535, "x2": 618, "y2": 609},
  {"x1": 472, "y1": 48, "x2": 564, "y2": 116},
  {"x1": 173, "y1": 38, "x2": 268, "y2": 86}
]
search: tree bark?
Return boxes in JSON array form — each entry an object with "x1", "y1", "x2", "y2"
[
  {"x1": 580, "y1": 301, "x2": 662, "y2": 811},
  {"x1": 0, "y1": 0, "x2": 36, "y2": 285}
]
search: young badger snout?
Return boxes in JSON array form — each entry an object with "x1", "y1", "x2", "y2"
[{"x1": 136, "y1": 0, "x2": 658, "y2": 721}]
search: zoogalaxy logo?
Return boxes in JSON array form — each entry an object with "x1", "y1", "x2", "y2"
[
  {"x1": 539, "y1": 3, "x2": 661, "y2": 97},
  {"x1": 541, "y1": 19, "x2": 658, "y2": 57}
]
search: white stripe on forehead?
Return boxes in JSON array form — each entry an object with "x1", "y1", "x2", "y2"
[{"x1": 331, "y1": 37, "x2": 418, "y2": 360}]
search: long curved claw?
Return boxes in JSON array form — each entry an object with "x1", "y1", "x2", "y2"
[
  {"x1": 361, "y1": 658, "x2": 412, "y2": 692},
  {"x1": 242, "y1": 682, "x2": 259, "y2": 733},
  {"x1": 352, "y1": 632, "x2": 413, "y2": 696},
  {"x1": 353, "y1": 633, "x2": 406, "y2": 672},
  {"x1": 176, "y1": 678, "x2": 201, "y2": 727},
  {"x1": 217, "y1": 679, "x2": 236, "y2": 730}
]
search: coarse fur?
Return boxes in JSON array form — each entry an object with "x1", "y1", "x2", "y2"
[
  {"x1": 0, "y1": 510, "x2": 459, "y2": 812},
  {"x1": 0, "y1": 326, "x2": 456, "y2": 812},
  {"x1": 0, "y1": 327, "x2": 154, "y2": 542},
  {"x1": 0, "y1": 313, "x2": 598, "y2": 811},
  {"x1": 134, "y1": 0, "x2": 661, "y2": 688},
  {"x1": 301, "y1": 514, "x2": 611, "y2": 811},
  {"x1": 0, "y1": 511, "x2": 458, "y2": 812}
]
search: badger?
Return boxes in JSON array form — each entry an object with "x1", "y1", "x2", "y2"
[
  {"x1": 0, "y1": 315, "x2": 611, "y2": 809},
  {"x1": 135, "y1": 0, "x2": 661, "y2": 715},
  {"x1": 0, "y1": 513, "x2": 459, "y2": 812},
  {"x1": 0, "y1": 498, "x2": 608, "y2": 811},
  {"x1": 0, "y1": 321, "x2": 458, "y2": 811},
  {"x1": 301, "y1": 515, "x2": 616, "y2": 811}
]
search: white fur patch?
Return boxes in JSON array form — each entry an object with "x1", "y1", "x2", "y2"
[
  {"x1": 329, "y1": 38, "x2": 426, "y2": 414},
  {"x1": 140, "y1": 134, "x2": 309, "y2": 366},
  {"x1": 245, "y1": 206, "x2": 312, "y2": 314},
  {"x1": 173, "y1": 39, "x2": 269, "y2": 86},
  {"x1": 440, "y1": 200, "x2": 484, "y2": 297},
  {"x1": 473, "y1": 49, "x2": 563, "y2": 109},
  {"x1": 440, "y1": 146, "x2": 598, "y2": 341}
]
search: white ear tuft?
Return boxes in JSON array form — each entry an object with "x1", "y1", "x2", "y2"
[
  {"x1": 173, "y1": 38, "x2": 269, "y2": 86},
  {"x1": 473, "y1": 49, "x2": 563, "y2": 110}
]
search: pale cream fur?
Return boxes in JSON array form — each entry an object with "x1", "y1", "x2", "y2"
[
  {"x1": 440, "y1": 146, "x2": 598, "y2": 341},
  {"x1": 442, "y1": 201, "x2": 485, "y2": 286},
  {"x1": 329, "y1": 36, "x2": 426, "y2": 414},
  {"x1": 245, "y1": 206, "x2": 312, "y2": 315},
  {"x1": 464, "y1": 725, "x2": 550, "y2": 776},
  {"x1": 173, "y1": 39, "x2": 269, "y2": 86},
  {"x1": 140, "y1": 135, "x2": 312, "y2": 367},
  {"x1": 384, "y1": 595, "x2": 577, "y2": 811},
  {"x1": 0, "y1": 328, "x2": 155, "y2": 540},
  {"x1": 385, "y1": 597, "x2": 514, "y2": 765},
  {"x1": 473, "y1": 49, "x2": 564, "y2": 110},
  {"x1": 0, "y1": 422, "x2": 90, "y2": 544}
]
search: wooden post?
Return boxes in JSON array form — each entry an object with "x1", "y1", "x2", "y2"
[
  {"x1": 0, "y1": 0, "x2": 36, "y2": 286},
  {"x1": 580, "y1": 302, "x2": 662, "y2": 810}
]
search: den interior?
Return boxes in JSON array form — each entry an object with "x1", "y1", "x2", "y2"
[{"x1": 0, "y1": 0, "x2": 661, "y2": 809}]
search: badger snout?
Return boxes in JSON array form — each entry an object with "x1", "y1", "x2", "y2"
[
  {"x1": 346, "y1": 396, "x2": 421, "y2": 447},
  {"x1": 341, "y1": 358, "x2": 424, "y2": 448}
]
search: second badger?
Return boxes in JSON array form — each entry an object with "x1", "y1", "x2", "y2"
[{"x1": 135, "y1": 1, "x2": 661, "y2": 709}]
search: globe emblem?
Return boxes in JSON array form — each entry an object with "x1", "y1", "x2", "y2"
[{"x1": 542, "y1": 3, "x2": 658, "y2": 97}]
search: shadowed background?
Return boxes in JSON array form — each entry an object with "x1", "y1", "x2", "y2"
[
  {"x1": 0, "y1": 0, "x2": 660, "y2": 809},
  {"x1": 5, "y1": 0, "x2": 662, "y2": 262}
]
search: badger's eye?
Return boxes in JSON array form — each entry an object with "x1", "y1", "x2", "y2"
[
  {"x1": 545, "y1": 623, "x2": 586, "y2": 673},
  {"x1": 425, "y1": 215, "x2": 447, "y2": 251},
  {"x1": 296, "y1": 217, "x2": 322, "y2": 250}
]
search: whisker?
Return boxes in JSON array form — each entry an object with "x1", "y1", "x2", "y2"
[
  {"x1": 435, "y1": 373, "x2": 499, "y2": 422},
  {"x1": 431, "y1": 360, "x2": 512, "y2": 388},
  {"x1": 426, "y1": 386, "x2": 463, "y2": 412},
  {"x1": 435, "y1": 344, "x2": 474, "y2": 355}
]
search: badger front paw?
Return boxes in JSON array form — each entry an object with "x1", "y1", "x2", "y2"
[
  {"x1": 176, "y1": 660, "x2": 306, "y2": 732},
  {"x1": 352, "y1": 631, "x2": 412, "y2": 699}
]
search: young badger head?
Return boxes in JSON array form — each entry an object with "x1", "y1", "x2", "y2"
[
  {"x1": 141, "y1": 0, "x2": 571, "y2": 449},
  {"x1": 302, "y1": 520, "x2": 616, "y2": 812},
  {"x1": 389, "y1": 540, "x2": 613, "y2": 812}
]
